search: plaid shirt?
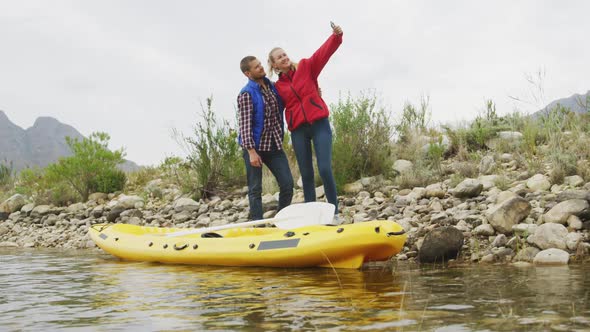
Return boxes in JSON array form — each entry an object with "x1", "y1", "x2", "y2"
[{"x1": 237, "y1": 82, "x2": 283, "y2": 151}]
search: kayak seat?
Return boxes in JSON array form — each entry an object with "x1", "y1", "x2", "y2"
[{"x1": 201, "y1": 232, "x2": 223, "y2": 238}]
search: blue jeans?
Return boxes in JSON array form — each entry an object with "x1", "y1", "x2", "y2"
[
  {"x1": 290, "y1": 118, "x2": 338, "y2": 213},
  {"x1": 243, "y1": 148, "x2": 294, "y2": 220}
]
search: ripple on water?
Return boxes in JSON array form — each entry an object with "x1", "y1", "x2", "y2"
[{"x1": 1, "y1": 249, "x2": 590, "y2": 331}]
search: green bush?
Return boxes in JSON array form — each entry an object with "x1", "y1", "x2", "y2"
[
  {"x1": 179, "y1": 97, "x2": 245, "y2": 199},
  {"x1": 44, "y1": 132, "x2": 125, "y2": 202},
  {"x1": 331, "y1": 92, "x2": 394, "y2": 191},
  {"x1": 89, "y1": 168, "x2": 127, "y2": 194},
  {"x1": 395, "y1": 95, "x2": 431, "y2": 142},
  {"x1": 0, "y1": 160, "x2": 13, "y2": 188}
]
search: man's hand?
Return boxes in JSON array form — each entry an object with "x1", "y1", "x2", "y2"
[{"x1": 248, "y1": 149, "x2": 262, "y2": 168}]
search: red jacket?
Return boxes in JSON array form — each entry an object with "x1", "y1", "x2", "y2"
[{"x1": 275, "y1": 33, "x2": 343, "y2": 131}]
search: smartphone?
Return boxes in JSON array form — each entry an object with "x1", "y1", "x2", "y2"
[{"x1": 330, "y1": 21, "x2": 336, "y2": 29}]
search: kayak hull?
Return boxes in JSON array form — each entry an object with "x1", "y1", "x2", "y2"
[{"x1": 88, "y1": 220, "x2": 407, "y2": 269}]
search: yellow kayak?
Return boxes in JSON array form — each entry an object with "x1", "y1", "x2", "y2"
[{"x1": 89, "y1": 220, "x2": 407, "y2": 269}]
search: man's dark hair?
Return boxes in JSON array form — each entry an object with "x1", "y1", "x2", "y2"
[{"x1": 240, "y1": 56, "x2": 257, "y2": 73}]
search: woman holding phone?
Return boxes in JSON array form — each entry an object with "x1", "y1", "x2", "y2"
[{"x1": 267, "y1": 22, "x2": 343, "y2": 221}]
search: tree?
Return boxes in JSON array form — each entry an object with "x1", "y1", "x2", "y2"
[{"x1": 45, "y1": 132, "x2": 126, "y2": 201}]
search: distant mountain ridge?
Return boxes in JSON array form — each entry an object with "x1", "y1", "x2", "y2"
[
  {"x1": 535, "y1": 90, "x2": 590, "y2": 116},
  {"x1": 0, "y1": 110, "x2": 139, "y2": 172}
]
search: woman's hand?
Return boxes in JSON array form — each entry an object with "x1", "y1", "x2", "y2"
[{"x1": 331, "y1": 23, "x2": 343, "y2": 35}]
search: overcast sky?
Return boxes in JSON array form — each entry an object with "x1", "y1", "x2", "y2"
[{"x1": 1, "y1": 1, "x2": 588, "y2": 166}]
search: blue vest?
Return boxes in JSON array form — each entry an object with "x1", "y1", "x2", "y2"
[{"x1": 238, "y1": 78, "x2": 284, "y2": 149}]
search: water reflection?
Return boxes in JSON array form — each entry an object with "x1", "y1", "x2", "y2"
[{"x1": 0, "y1": 248, "x2": 589, "y2": 331}]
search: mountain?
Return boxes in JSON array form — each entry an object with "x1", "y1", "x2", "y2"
[
  {"x1": 535, "y1": 90, "x2": 590, "y2": 116},
  {"x1": 0, "y1": 110, "x2": 140, "y2": 172}
]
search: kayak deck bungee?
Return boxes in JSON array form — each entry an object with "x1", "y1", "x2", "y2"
[{"x1": 89, "y1": 220, "x2": 407, "y2": 269}]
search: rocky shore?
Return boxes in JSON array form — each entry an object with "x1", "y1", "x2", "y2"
[{"x1": 1, "y1": 161, "x2": 590, "y2": 266}]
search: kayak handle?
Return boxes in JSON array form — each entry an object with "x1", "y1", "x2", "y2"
[{"x1": 387, "y1": 230, "x2": 406, "y2": 237}]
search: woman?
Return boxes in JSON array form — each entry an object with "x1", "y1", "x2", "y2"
[{"x1": 267, "y1": 23, "x2": 343, "y2": 218}]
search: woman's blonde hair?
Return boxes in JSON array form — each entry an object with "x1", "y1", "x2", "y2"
[{"x1": 267, "y1": 47, "x2": 297, "y2": 78}]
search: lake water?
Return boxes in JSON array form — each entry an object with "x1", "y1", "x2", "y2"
[{"x1": 1, "y1": 248, "x2": 589, "y2": 331}]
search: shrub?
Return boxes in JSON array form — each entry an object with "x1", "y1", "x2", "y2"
[
  {"x1": 331, "y1": 92, "x2": 394, "y2": 191},
  {"x1": 395, "y1": 95, "x2": 431, "y2": 142},
  {"x1": 177, "y1": 97, "x2": 245, "y2": 199},
  {"x1": 395, "y1": 159, "x2": 440, "y2": 189},
  {"x1": 0, "y1": 160, "x2": 13, "y2": 188},
  {"x1": 126, "y1": 166, "x2": 160, "y2": 192},
  {"x1": 89, "y1": 168, "x2": 127, "y2": 194},
  {"x1": 44, "y1": 132, "x2": 125, "y2": 202}
]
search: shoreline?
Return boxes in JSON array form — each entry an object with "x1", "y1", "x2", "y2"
[{"x1": 2, "y1": 173, "x2": 589, "y2": 266}]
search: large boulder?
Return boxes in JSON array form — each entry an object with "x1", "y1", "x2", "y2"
[
  {"x1": 532, "y1": 223, "x2": 568, "y2": 250},
  {"x1": 556, "y1": 190, "x2": 590, "y2": 202},
  {"x1": 0, "y1": 194, "x2": 27, "y2": 220},
  {"x1": 533, "y1": 248, "x2": 569, "y2": 265},
  {"x1": 485, "y1": 197, "x2": 531, "y2": 234},
  {"x1": 418, "y1": 226, "x2": 464, "y2": 263},
  {"x1": 1, "y1": 194, "x2": 27, "y2": 212},
  {"x1": 543, "y1": 199, "x2": 590, "y2": 224}
]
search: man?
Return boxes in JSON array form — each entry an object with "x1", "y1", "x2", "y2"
[{"x1": 237, "y1": 56, "x2": 294, "y2": 220}]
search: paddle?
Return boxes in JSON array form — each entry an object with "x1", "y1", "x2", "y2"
[{"x1": 166, "y1": 202, "x2": 336, "y2": 237}]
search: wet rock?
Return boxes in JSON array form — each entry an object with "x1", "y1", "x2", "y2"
[
  {"x1": 532, "y1": 223, "x2": 568, "y2": 250},
  {"x1": 418, "y1": 226, "x2": 464, "y2": 263},
  {"x1": 533, "y1": 248, "x2": 569, "y2": 265},
  {"x1": 543, "y1": 199, "x2": 590, "y2": 224},
  {"x1": 485, "y1": 197, "x2": 531, "y2": 234}
]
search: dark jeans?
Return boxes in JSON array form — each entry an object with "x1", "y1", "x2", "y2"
[
  {"x1": 290, "y1": 118, "x2": 338, "y2": 213},
  {"x1": 243, "y1": 148, "x2": 294, "y2": 220}
]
